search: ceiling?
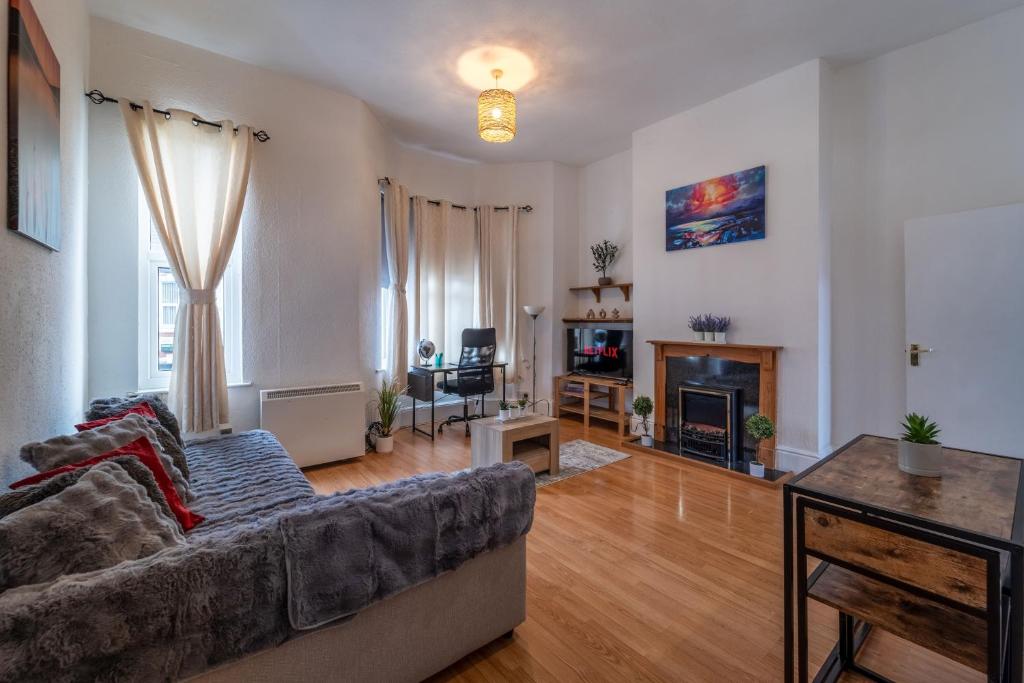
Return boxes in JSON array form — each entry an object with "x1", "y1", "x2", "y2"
[{"x1": 86, "y1": 0, "x2": 1023, "y2": 166}]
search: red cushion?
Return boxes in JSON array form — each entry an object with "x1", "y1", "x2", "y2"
[
  {"x1": 10, "y1": 437, "x2": 204, "y2": 530},
  {"x1": 75, "y1": 403, "x2": 158, "y2": 431}
]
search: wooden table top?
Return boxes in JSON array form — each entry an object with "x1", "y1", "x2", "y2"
[
  {"x1": 473, "y1": 414, "x2": 558, "y2": 433},
  {"x1": 794, "y1": 435, "x2": 1022, "y2": 541}
]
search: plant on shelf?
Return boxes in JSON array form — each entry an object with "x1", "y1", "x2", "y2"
[
  {"x1": 688, "y1": 314, "x2": 707, "y2": 342},
  {"x1": 898, "y1": 413, "x2": 943, "y2": 477},
  {"x1": 632, "y1": 395, "x2": 654, "y2": 447},
  {"x1": 708, "y1": 316, "x2": 731, "y2": 344},
  {"x1": 498, "y1": 400, "x2": 511, "y2": 420},
  {"x1": 744, "y1": 413, "x2": 775, "y2": 477},
  {"x1": 517, "y1": 394, "x2": 529, "y2": 414},
  {"x1": 590, "y1": 240, "x2": 620, "y2": 286},
  {"x1": 367, "y1": 377, "x2": 405, "y2": 454}
]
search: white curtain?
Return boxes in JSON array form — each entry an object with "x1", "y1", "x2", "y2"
[
  {"x1": 475, "y1": 206, "x2": 520, "y2": 382},
  {"x1": 445, "y1": 207, "x2": 476, "y2": 359},
  {"x1": 383, "y1": 181, "x2": 411, "y2": 382},
  {"x1": 121, "y1": 101, "x2": 253, "y2": 433},
  {"x1": 412, "y1": 197, "x2": 447, "y2": 362}
]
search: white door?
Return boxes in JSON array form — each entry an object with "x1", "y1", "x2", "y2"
[{"x1": 904, "y1": 203, "x2": 1024, "y2": 458}]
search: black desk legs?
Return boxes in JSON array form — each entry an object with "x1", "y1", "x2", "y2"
[
  {"x1": 1011, "y1": 548, "x2": 1023, "y2": 682},
  {"x1": 410, "y1": 395, "x2": 436, "y2": 442},
  {"x1": 784, "y1": 484, "x2": 795, "y2": 683}
]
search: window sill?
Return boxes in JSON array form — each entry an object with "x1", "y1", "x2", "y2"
[{"x1": 136, "y1": 381, "x2": 253, "y2": 393}]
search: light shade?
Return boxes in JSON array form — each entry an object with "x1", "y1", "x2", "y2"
[
  {"x1": 523, "y1": 305, "x2": 545, "y2": 316},
  {"x1": 478, "y1": 86, "x2": 516, "y2": 143}
]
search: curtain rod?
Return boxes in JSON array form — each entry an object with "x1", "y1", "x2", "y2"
[
  {"x1": 85, "y1": 90, "x2": 271, "y2": 142},
  {"x1": 378, "y1": 176, "x2": 532, "y2": 212}
]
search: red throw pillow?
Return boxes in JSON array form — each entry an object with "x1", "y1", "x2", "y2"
[
  {"x1": 75, "y1": 403, "x2": 158, "y2": 431},
  {"x1": 10, "y1": 437, "x2": 204, "y2": 531}
]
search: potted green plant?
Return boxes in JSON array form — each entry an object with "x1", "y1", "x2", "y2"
[
  {"x1": 745, "y1": 413, "x2": 775, "y2": 478},
  {"x1": 898, "y1": 413, "x2": 943, "y2": 477},
  {"x1": 591, "y1": 240, "x2": 620, "y2": 286},
  {"x1": 498, "y1": 400, "x2": 511, "y2": 420},
  {"x1": 369, "y1": 377, "x2": 404, "y2": 453},
  {"x1": 632, "y1": 395, "x2": 654, "y2": 447},
  {"x1": 517, "y1": 395, "x2": 529, "y2": 416}
]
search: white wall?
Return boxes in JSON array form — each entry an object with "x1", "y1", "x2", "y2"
[
  {"x1": 830, "y1": 6, "x2": 1024, "y2": 446},
  {"x1": 631, "y1": 60, "x2": 829, "y2": 456},
  {"x1": 87, "y1": 18, "x2": 393, "y2": 431},
  {"x1": 0, "y1": 0, "x2": 90, "y2": 481},
  {"x1": 578, "y1": 150, "x2": 632, "y2": 318}
]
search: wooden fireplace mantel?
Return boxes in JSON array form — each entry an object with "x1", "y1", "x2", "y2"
[{"x1": 648, "y1": 340, "x2": 782, "y2": 468}]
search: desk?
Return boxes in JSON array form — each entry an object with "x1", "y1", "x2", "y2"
[
  {"x1": 784, "y1": 435, "x2": 1024, "y2": 682},
  {"x1": 407, "y1": 363, "x2": 507, "y2": 441}
]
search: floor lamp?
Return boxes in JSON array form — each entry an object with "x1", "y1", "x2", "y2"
[{"x1": 523, "y1": 305, "x2": 547, "y2": 414}]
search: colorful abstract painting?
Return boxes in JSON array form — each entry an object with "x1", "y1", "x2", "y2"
[
  {"x1": 7, "y1": 0, "x2": 61, "y2": 250},
  {"x1": 665, "y1": 165, "x2": 765, "y2": 252}
]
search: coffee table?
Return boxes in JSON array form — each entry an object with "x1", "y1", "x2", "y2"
[{"x1": 470, "y1": 415, "x2": 560, "y2": 475}]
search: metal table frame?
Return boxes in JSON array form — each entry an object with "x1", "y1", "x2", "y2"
[
  {"x1": 408, "y1": 363, "x2": 507, "y2": 441},
  {"x1": 783, "y1": 435, "x2": 1024, "y2": 683}
]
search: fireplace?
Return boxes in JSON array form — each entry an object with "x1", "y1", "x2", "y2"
[{"x1": 677, "y1": 382, "x2": 743, "y2": 463}]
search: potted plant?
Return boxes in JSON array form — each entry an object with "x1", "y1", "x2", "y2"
[
  {"x1": 633, "y1": 395, "x2": 654, "y2": 447},
  {"x1": 745, "y1": 413, "x2": 775, "y2": 478},
  {"x1": 898, "y1": 413, "x2": 943, "y2": 477},
  {"x1": 688, "y1": 315, "x2": 706, "y2": 342},
  {"x1": 498, "y1": 400, "x2": 511, "y2": 420},
  {"x1": 710, "y1": 316, "x2": 731, "y2": 343},
  {"x1": 517, "y1": 395, "x2": 529, "y2": 416},
  {"x1": 591, "y1": 240, "x2": 620, "y2": 286},
  {"x1": 369, "y1": 377, "x2": 404, "y2": 453}
]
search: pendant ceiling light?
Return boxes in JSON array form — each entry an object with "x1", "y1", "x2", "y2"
[{"x1": 478, "y1": 69, "x2": 516, "y2": 143}]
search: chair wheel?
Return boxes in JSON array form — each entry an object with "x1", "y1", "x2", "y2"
[{"x1": 437, "y1": 425, "x2": 444, "y2": 434}]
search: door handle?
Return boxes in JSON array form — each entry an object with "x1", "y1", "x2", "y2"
[{"x1": 909, "y1": 343, "x2": 934, "y2": 367}]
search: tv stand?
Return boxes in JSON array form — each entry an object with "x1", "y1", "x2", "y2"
[{"x1": 553, "y1": 374, "x2": 631, "y2": 437}]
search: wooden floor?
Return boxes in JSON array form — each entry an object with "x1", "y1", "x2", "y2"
[{"x1": 304, "y1": 417, "x2": 982, "y2": 682}]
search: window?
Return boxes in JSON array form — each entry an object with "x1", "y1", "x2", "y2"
[{"x1": 138, "y1": 187, "x2": 243, "y2": 390}]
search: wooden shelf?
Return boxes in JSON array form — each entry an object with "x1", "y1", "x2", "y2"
[
  {"x1": 807, "y1": 562, "x2": 987, "y2": 673},
  {"x1": 558, "y1": 388, "x2": 608, "y2": 400},
  {"x1": 569, "y1": 282, "x2": 632, "y2": 304},
  {"x1": 562, "y1": 317, "x2": 633, "y2": 323},
  {"x1": 554, "y1": 374, "x2": 631, "y2": 437},
  {"x1": 558, "y1": 400, "x2": 631, "y2": 424}
]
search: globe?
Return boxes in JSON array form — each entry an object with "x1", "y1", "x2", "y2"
[{"x1": 417, "y1": 339, "x2": 436, "y2": 364}]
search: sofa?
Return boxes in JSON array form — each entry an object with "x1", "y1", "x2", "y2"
[{"x1": 0, "y1": 429, "x2": 535, "y2": 682}]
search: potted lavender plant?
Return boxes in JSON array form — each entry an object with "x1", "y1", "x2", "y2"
[
  {"x1": 688, "y1": 315, "x2": 706, "y2": 342},
  {"x1": 711, "y1": 316, "x2": 731, "y2": 343}
]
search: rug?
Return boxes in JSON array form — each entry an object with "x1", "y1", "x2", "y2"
[{"x1": 535, "y1": 439, "x2": 632, "y2": 488}]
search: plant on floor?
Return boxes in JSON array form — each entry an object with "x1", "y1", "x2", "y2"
[
  {"x1": 632, "y1": 395, "x2": 653, "y2": 438},
  {"x1": 900, "y1": 413, "x2": 941, "y2": 444},
  {"x1": 590, "y1": 240, "x2": 620, "y2": 285},
  {"x1": 367, "y1": 378, "x2": 405, "y2": 453},
  {"x1": 744, "y1": 413, "x2": 775, "y2": 465}
]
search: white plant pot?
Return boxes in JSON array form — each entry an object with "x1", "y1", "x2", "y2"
[
  {"x1": 499, "y1": 409, "x2": 510, "y2": 420},
  {"x1": 375, "y1": 435, "x2": 394, "y2": 453},
  {"x1": 898, "y1": 440, "x2": 943, "y2": 477},
  {"x1": 714, "y1": 332, "x2": 727, "y2": 344},
  {"x1": 749, "y1": 462, "x2": 765, "y2": 478},
  {"x1": 692, "y1": 330, "x2": 705, "y2": 342},
  {"x1": 640, "y1": 434, "x2": 654, "y2": 447}
]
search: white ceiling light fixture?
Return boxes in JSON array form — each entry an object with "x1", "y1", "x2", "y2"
[{"x1": 478, "y1": 69, "x2": 516, "y2": 143}]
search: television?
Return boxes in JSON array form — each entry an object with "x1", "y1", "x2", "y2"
[{"x1": 566, "y1": 326, "x2": 633, "y2": 380}]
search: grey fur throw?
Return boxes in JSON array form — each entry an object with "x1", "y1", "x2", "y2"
[
  {"x1": 0, "y1": 463, "x2": 184, "y2": 591},
  {"x1": 0, "y1": 455, "x2": 176, "y2": 526},
  {"x1": 20, "y1": 413, "x2": 193, "y2": 503},
  {"x1": 87, "y1": 394, "x2": 184, "y2": 447},
  {"x1": 142, "y1": 416, "x2": 190, "y2": 480},
  {"x1": 280, "y1": 461, "x2": 536, "y2": 629}
]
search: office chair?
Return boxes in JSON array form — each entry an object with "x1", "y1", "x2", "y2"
[{"x1": 438, "y1": 327, "x2": 497, "y2": 436}]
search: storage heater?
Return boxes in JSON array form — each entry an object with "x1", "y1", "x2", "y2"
[{"x1": 259, "y1": 383, "x2": 366, "y2": 467}]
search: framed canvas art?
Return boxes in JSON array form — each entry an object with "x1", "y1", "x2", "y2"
[
  {"x1": 7, "y1": 0, "x2": 61, "y2": 250},
  {"x1": 665, "y1": 165, "x2": 765, "y2": 252}
]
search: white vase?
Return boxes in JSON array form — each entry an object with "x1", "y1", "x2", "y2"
[
  {"x1": 898, "y1": 440, "x2": 943, "y2": 477},
  {"x1": 499, "y1": 409, "x2": 510, "y2": 420},
  {"x1": 641, "y1": 434, "x2": 654, "y2": 447},
  {"x1": 714, "y1": 332, "x2": 727, "y2": 344},
  {"x1": 693, "y1": 331, "x2": 705, "y2": 342},
  {"x1": 375, "y1": 435, "x2": 394, "y2": 453},
  {"x1": 749, "y1": 462, "x2": 765, "y2": 478}
]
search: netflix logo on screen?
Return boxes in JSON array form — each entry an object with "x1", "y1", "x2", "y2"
[{"x1": 567, "y1": 327, "x2": 633, "y2": 379}]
